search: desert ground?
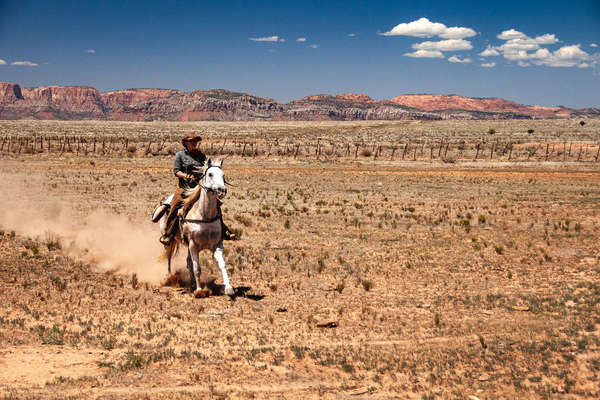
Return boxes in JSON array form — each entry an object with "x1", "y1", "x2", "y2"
[{"x1": 0, "y1": 120, "x2": 599, "y2": 399}]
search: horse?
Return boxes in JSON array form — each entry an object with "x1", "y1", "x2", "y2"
[{"x1": 156, "y1": 159, "x2": 234, "y2": 297}]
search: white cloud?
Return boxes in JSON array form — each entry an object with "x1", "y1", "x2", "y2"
[
  {"x1": 440, "y1": 27, "x2": 476, "y2": 39},
  {"x1": 296, "y1": 37, "x2": 306, "y2": 42},
  {"x1": 479, "y1": 45, "x2": 500, "y2": 57},
  {"x1": 533, "y1": 34, "x2": 559, "y2": 45},
  {"x1": 86, "y1": 49, "x2": 96, "y2": 54},
  {"x1": 499, "y1": 39, "x2": 541, "y2": 53},
  {"x1": 309, "y1": 44, "x2": 319, "y2": 49},
  {"x1": 347, "y1": 33, "x2": 356, "y2": 37},
  {"x1": 481, "y1": 62, "x2": 496, "y2": 67},
  {"x1": 497, "y1": 29, "x2": 526, "y2": 40},
  {"x1": 0, "y1": 58, "x2": 6, "y2": 65},
  {"x1": 491, "y1": 29, "x2": 593, "y2": 68},
  {"x1": 531, "y1": 44, "x2": 591, "y2": 67},
  {"x1": 249, "y1": 36, "x2": 280, "y2": 42},
  {"x1": 279, "y1": 38, "x2": 285, "y2": 42},
  {"x1": 448, "y1": 55, "x2": 471, "y2": 63},
  {"x1": 412, "y1": 39, "x2": 472, "y2": 51},
  {"x1": 381, "y1": 17, "x2": 475, "y2": 39},
  {"x1": 382, "y1": 17, "x2": 446, "y2": 37},
  {"x1": 11, "y1": 61, "x2": 38, "y2": 66},
  {"x1": 591, "y1": 43, "x2": 598, "y2": 48},
  {"x1": 404, "y1": 49, "x2": 444, "y2": 58}
]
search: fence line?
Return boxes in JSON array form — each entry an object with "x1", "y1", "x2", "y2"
[{"x1": 0, "y1": 134, "x2": 599, "y2": 162}]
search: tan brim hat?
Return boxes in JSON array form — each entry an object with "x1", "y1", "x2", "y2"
[{"x1": 182, "y1": 132, "x2": 202, "y2": 144}]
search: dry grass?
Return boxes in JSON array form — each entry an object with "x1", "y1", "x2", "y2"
[{"x1": 0, "y1": 120, "x2": 599, "y2": 399}]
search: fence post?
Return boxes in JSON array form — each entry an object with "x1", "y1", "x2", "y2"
[{"x1": 474, "y1": 142, "x2": 480, "y2": 160}]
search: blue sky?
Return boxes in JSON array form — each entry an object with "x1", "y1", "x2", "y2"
[{"x1": 0, "y1": 0, "x2": 599, "y2": 108}]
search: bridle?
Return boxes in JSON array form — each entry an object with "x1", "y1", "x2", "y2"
[
  {"x1": 192, "y1": 164, "x2": 234, "y2": 193},
  {"x1": 181, "y1": 165, "x2": 228, "y2": 224}
]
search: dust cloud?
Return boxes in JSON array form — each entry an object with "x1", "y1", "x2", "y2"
[{"x1": 0, "y1": 174, "x2": 173, "y2": 283}]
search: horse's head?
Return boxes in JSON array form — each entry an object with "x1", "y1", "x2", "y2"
[{"x1": 202, "y1": 159, "x2": 227, "y2": 199}]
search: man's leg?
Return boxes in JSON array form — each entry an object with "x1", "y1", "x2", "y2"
[{"x1": 160, "y1": 189, "x2": 184, "y2": 245}]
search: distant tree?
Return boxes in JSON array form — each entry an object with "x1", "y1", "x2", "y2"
[
  {"x1": 527, "y1": 129, "x2": 535, "y2": 134},
  {"x1": 579, "y1": 120, "x2": 586, "y2": 127},
  {"x1": 488, "y1": 128, "x2": 496, "y2": 135}
]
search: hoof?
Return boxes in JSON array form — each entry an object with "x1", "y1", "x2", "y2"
[
  {"x1": 161, "y1": 271, "x2": 183, "y2": 287},
  {"x1": 224, "y1": 286, "x2": 235, "y2": 296},
  {"x1": 194, "y1": 288, "x2": 212, "y2": 298}
]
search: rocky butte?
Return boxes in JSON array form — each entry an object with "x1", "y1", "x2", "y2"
[{"x1": 0, "y1": 82, "x2": 597, "y2": 121}]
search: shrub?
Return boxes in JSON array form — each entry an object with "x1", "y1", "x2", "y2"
[
  {"x1": 361, "y1": 279, "x2": 374, "y2": 291},
  {"x1": 37, "y1": 325, "x2": 64, "y2": 345}
]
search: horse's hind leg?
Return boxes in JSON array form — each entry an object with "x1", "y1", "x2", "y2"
[
  {"x1": 214, "y1": 244, "x2": 234, "y2": 296},
  {"x1": 186, "y1": 249, "x2": 197, "y2": 292},
  {"x1": 165, "y1": 240, "x2": 175, "y2": 275}
]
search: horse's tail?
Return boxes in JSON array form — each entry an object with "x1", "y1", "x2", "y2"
[{"x1": 162, "y1": 236, "x2": 181, "y2": 266}]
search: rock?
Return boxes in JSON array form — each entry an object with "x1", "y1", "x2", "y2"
[
  {"x1": 0, "y1": 82, "x2": 23, "y2": 103},
  {"x1": 390, "y1": 94, "x2": 577, "y2": 118},
  {"x1": 565, "y1": 300, "x2": 576, "y2": 308},
  {"x1": 512, "y1": 305, "x2": 530, "y2": 311},
  {"x1": 316, "y1": 320, "x2": 338, "y2": 328},
  {"x1": 346, "y1": 386, "x2": 372, "y2": 395},
  {"x1": 335, "y1": 93, "x2": 374, "y2": 102},
  {"x1": 468, "y1": 396, "x2": 481, "y2": 400},
  {"x1": 1, "y1": 81, "x2": 597, "y2": 120},
  {"x1": 478, "y1": 373, "x2": 490, "y2": 381}
]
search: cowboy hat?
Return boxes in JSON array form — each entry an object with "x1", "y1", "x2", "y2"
[{"x1": 182, "y1": 132, "x2": 202, "y2": 144}]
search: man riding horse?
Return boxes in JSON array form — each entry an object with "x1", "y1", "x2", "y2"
[{"x1": 158, "y1": 132, "x2": 234, "y2": 245}]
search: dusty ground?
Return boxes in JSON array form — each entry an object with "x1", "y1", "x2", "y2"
[{"x1": 0, "y1": 121, "x2": 599, "y2": 399}]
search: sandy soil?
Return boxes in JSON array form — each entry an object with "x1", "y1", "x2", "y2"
[{"x1": 1, "y1": 122, "x2": 599, "y2": 399}]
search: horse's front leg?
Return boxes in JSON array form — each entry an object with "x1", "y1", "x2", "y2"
[
  {"x1": 188, "y1": 242, "x2": 203, "y2": 297},
  {"x1": 214, "y1": 244, "x2": 234, "y2": 296}
]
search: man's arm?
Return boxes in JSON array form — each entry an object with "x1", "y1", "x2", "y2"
[{"x1": 173, "y1": 153, "x2": 194, "y2": 180}]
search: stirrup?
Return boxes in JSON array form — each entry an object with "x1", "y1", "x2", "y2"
[{"x1": 159, "y1": 235, "x2": 171, "y2": 245}]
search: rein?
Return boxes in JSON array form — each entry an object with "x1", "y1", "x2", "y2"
[{"x1": 182, "y1": 214, "x2": 222, "y2": 224}]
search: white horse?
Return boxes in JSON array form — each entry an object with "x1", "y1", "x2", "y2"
[{"x1": 154, "y1": 159, "x2": 234, "y2": 297}]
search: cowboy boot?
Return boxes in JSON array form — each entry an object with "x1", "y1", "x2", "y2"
[{"x1": 221, "y1": 220, "x2": 236, "y2": 241}]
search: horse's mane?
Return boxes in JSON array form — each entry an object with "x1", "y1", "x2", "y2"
[
  {"x1": 181, "y1": 160, "x2": 222, "y2": 211},
  {"x1": 182, "y1": 184, "x2": 202, "y2": 211}
]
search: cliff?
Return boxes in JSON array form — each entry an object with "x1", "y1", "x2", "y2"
[{"x1": 0, "y1": 82, "x2": 598, "y2": 121}]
